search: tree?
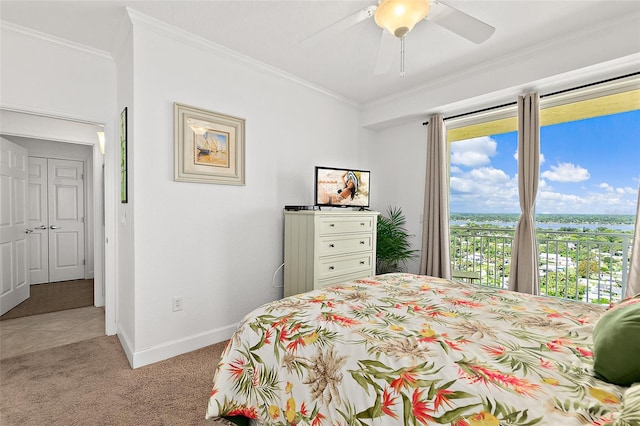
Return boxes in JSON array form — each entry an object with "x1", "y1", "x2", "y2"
[{"x1": 578, "y1": 259, "x2": 598, "y2": 278}]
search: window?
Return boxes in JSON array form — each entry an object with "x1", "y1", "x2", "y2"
[{"x1": 447, "y1": 75, "x2": 639, "y2": 302}]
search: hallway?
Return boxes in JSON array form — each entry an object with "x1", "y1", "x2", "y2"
[{"x1": 0, "y1": 306, "x2": 104, "y2": 360}]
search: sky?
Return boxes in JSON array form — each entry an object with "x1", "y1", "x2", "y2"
[{"x1": 450, "y1": 109, "x2": 640, "y2": 215}]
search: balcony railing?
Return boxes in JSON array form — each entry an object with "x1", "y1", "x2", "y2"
[{"x1": 450, "y1": 226, "x2": 633, "y2": 305}]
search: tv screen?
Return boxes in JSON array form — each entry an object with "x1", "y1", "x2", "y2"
[{"x1": 315, "y1": 166, "x2": 370, "y2": 208}]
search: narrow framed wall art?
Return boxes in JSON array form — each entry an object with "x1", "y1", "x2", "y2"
[{"x1": 120, "y1": 107, "x2": 128, "y2": 203}]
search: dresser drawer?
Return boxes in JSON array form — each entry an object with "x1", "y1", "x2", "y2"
[
  {"x1": 319, "y1": 234, "x2": 373, "y2": 256},
  {"x1": 317, "y1": 252, "x2": 373, "y2": 280},
  {"x1": 316, "y1": 270, "x2": 376, "y2": 289},
  {"x1": 319, "y1": 216, "x2": 375, "y2": 235}
]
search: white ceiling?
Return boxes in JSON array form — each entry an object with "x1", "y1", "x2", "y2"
[{"x1": 1, "y1": 0, "x2": 640, "y2": 105}]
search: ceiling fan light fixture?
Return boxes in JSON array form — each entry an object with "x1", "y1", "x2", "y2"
[{"x1": 374, "y1": 0, "x2": 430, "y2": 38}]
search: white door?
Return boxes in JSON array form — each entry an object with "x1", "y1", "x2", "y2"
[
  {"x1": 0, "y1": 138, "x2": 29, "y2": 315},
  {"x1": 27, "y1": 157, "x2": 49, "y2": 284},
  {"x1": 47, "y1": 159, "x2": 85, "y2": 283}
]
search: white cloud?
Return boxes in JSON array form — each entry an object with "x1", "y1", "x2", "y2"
[
  {"x1": 538, "y1": 191, "x2": 584, "y2": 203},
  {"x1": 538, "y1": 179, "x2": 550, "y2": 190},
  {"x1": 450, "y1": 176, "x2": 474, "y2": 193},
  {"x1": 450, "y1": 165, "x2": 463, "y2": 174},
  {"x1": 450, "y1": 168, "x2": 519, "y2": 211},
  {"x1": 541, "y1": 162, "x2": 590, "y2": 182},
  {"x1": 450, "y1": 179, "x2": 520, "y2": 212},
  {"x1": 599, "y1": 182, "x2": 614, "y2": 192},
  {"x1": 598, "y1": 183, "x2": 635, "y2": 195},
  {"x1": 451, "y1": 153, "x2": 637, "y2": 214},
  {"x1": 617, "y1": 186, "x2": 637, "y2": 195},
  {"x1": 535, "y1": 187, "x2": 638, "y2": 214},
  {"x1": 451, "y1": 136, "x2": 497, "y2": 166},
  {"x1": 469, "y1": 167, "x2": 511, "y2": 184},
  {"x1": 451, "y1": 151, "x2": 491, "y2": 166}
]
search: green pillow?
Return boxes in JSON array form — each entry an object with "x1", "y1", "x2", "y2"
[{"x1": 593, "y1": 298, "x2": 640, "y2": 386}]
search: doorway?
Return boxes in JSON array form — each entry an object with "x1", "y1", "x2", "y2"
[
  {"x1": 0, "y1": 108, "x2": 113, "y2": 336},
  {"x1": 1, "y1": 137, "x2": 96, "y2": 319}
]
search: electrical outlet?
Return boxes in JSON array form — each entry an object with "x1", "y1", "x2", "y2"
[{"x1": 172, "y1": 297, "x2": 183, "y2": 312}]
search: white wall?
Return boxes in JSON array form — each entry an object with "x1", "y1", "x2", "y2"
[
  {"x1": 0, "y1": 24, "x2": 115, "y2": 123},
  {"x1": 368, "y1": 121, "x2": 426, "y2": 274},
  {"x1": 124, "y1": 12, "x2": 368, "y2": 366},
  {"x1": 0, "y1": 23, "x2": 118, "y2": 334},
  {"x1": 112, "y1": 19, "x2": 136, "y2": 358}
]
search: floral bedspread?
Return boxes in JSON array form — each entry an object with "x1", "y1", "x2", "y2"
[{"x1": 206, "y1": 273, "x2": 627, "y2": 425}]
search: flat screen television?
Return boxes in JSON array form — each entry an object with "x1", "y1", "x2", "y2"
[{"x1": 315, "y1": 166, "x2": 370, "y2": 208}]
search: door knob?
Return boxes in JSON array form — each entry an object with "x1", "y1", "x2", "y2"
[
  {"x1": 36, "y1": 225, "x2": 47, "y2": 230},
  {"x1": 50, "y1": 225, "x2": 61, "y2": 230},
  {"x1": 25, "y1": 228, "x2": 33, "y2": 234}
]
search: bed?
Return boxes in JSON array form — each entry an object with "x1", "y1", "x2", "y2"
[{"x1": 205, "y1": 273, "x2": 637, "y2": 425}]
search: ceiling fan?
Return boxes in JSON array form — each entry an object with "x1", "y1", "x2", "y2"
[{"x1": 301, "y1": 0, "x2": 495, "y2": 76}]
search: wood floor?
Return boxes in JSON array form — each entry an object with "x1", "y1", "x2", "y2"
[{"x1": 0, "y1": 306, "x2": 104, "y2": 360}]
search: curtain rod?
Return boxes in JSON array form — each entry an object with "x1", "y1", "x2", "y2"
[{"x1": 422, "y1": 71, "x2": 640, "y2": 126}]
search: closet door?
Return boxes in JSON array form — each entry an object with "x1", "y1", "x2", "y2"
[
  {"x1": 0, "y1": 139, "x2": 29, "y2": 315},
  {"x1": 27, "y1": 157, "x2": 49, "y2": 284},
  {"x1": 47, "y1": 159, "x2": 85, "y2": 282}
]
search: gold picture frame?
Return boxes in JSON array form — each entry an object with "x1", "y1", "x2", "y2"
[
  {"x1": 121, "y1": 107, "x2": 128, "y2": 203},
  {"x1": 174, "y1": 103, "x2": 245, "y2": 185}
]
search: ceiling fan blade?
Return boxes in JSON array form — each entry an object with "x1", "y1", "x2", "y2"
[
  {"x1": 301, "y1": 4, "x2": 377, "y2": 48},
  {"x1": 427, "y1": 0, "x2": 495, "y2": 44},
  {"x1": 373, "y1": 29, "x2": 397, "y2": 75}
]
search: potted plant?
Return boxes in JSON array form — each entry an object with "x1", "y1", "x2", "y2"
[{"x1": 376, "y1": 206, "x2": 419, "y2": 274}]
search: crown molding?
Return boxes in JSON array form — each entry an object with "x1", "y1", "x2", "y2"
[
  {"x1": 0, "y1": 20, "x2": 113, "y2": 60},
  {"x1": 125, "y1": 8, "x2": 361, "y2": 110},
  {"x1": 0, "y1": 105, "x2": 105, "y2": 127}
]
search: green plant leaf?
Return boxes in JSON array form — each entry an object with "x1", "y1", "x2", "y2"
[{"x1": 376, "y1": 206, "x2": 419, "y2": 274}]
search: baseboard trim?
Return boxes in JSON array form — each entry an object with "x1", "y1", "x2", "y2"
[
  {"x1": 129, "y1": 323, "x2": 237, "y2": 369},
  {"x1": 116, "y1": 327, "x2": 135, "y2": 367}
]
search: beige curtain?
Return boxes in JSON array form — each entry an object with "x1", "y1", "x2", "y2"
[
  {"x1": 508, "y1": 93, "x2": 540, "y2": 295},
  {"x1": 626, "y1": 184, "x2": 640, "y2": 297},
  {"x1": 419, "y1": 115, "x2": 452, "y2": 279}
]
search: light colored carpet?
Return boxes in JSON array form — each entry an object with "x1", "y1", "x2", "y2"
[{"x1": 0, "y1": 335, "x2": 233, "y2": 425}]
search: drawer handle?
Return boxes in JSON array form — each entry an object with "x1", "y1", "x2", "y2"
[
  {"x1": 329, "y1": 244, "x2": 335, "y2": 248},
  {"x1": 359, "y1": 261, "x2": 365, "y2": 265},
  {"x1": 329, "y1": 266, "x2": 335, "y2": 270},
  {"x1": 329, "y1": 223, "x2": 335, "y2": 227},
  {"x1": 360, "y1": 241, "x2": 365, "y2": 244},
  {"x1": 360, "y1": 222, "x2": 365, "y2": 226}
]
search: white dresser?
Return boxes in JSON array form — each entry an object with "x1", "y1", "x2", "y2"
[{"x1": 283, "y1": 210, "x2": 379, "y2": 297}]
